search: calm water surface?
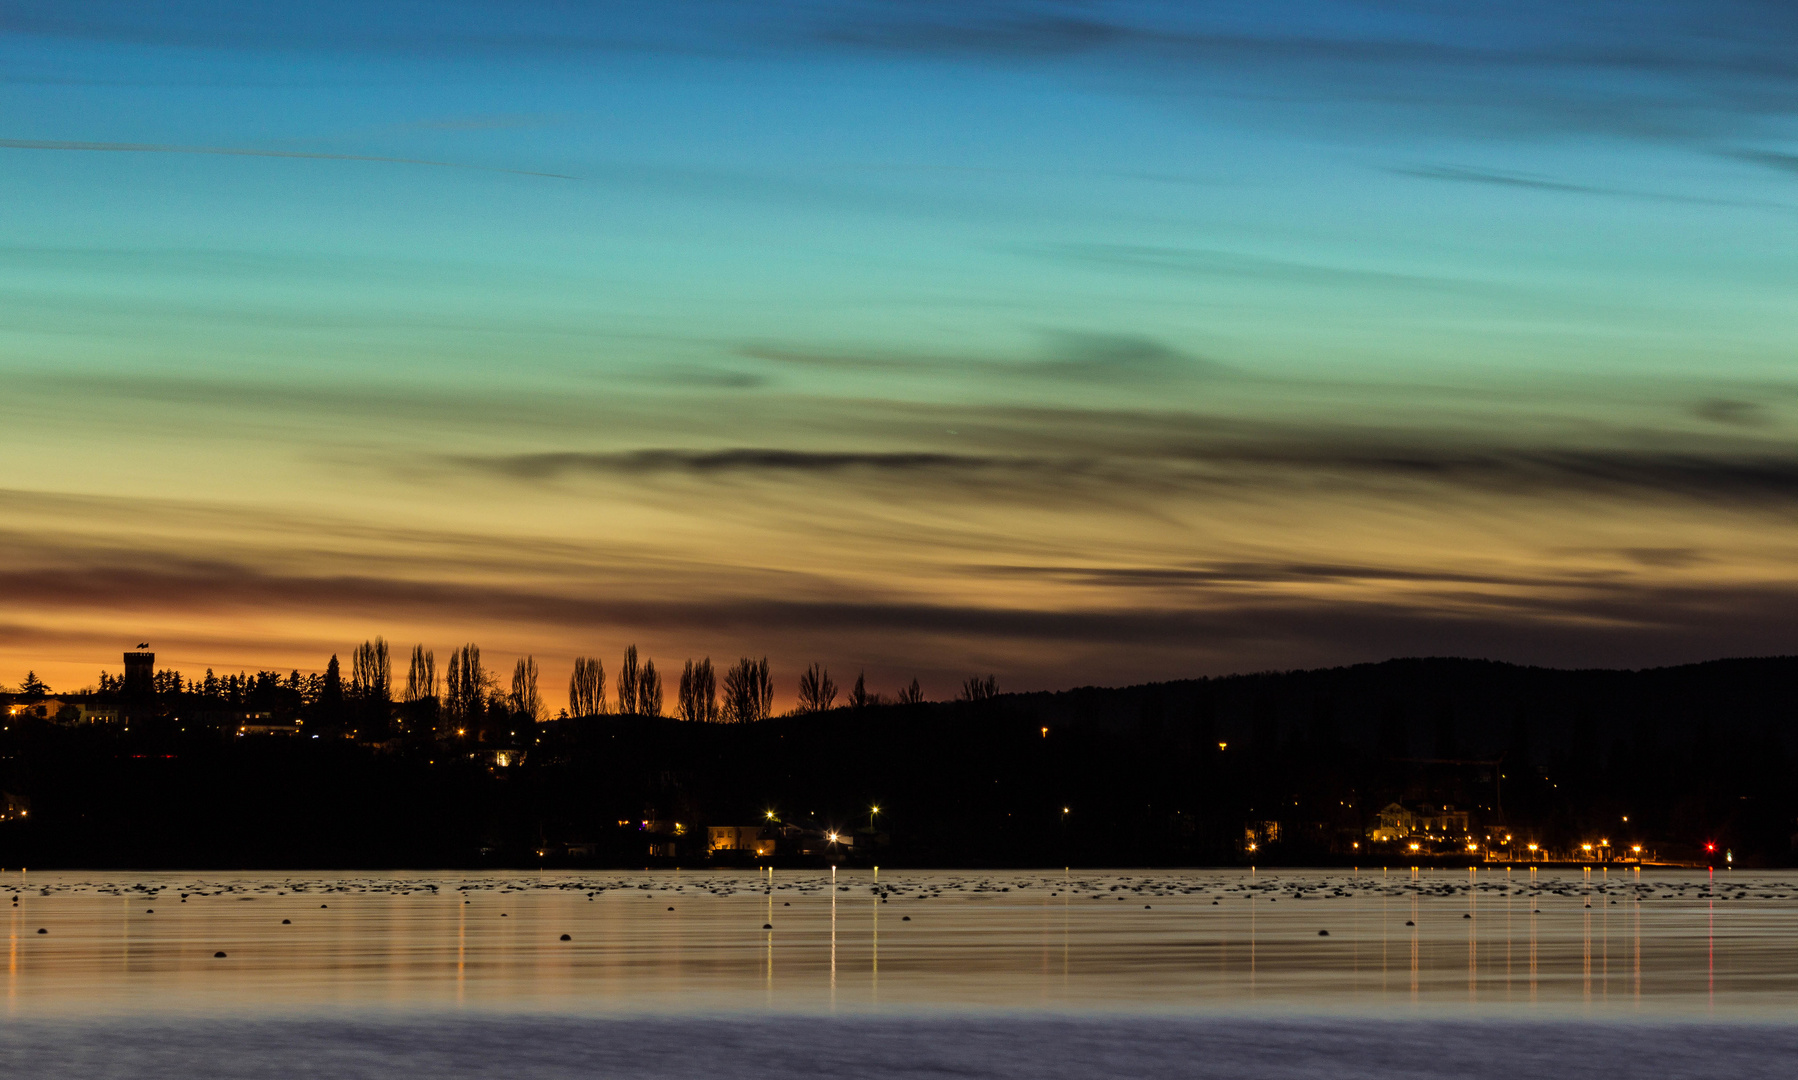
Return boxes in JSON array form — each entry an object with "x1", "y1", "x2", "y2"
[{"x1": 3, "y1": 867, "x2": 1794, "y2": 1019}]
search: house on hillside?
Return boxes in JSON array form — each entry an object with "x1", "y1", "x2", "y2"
[{"x1": 1369, "y1": 802, "x2": 1474, "y2": 843}]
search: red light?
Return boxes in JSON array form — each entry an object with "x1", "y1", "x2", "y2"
[{"x1": 1705, "y1": 843, "x2": 1716, "y2": 852}]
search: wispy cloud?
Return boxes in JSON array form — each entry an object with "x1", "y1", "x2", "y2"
[
  {"x1": 446, "y1": 434, "x2": 1798, "y2": 507},
  {"x1": 0, "y1": 138, "x2": 578, "y2": 179},
  {"x1": 1394, "y1": 164, "x2": 1609, "y2": 195},
  {"x1": 1395, "y1": 163, "x2": 1787, "y2": 209},
  {"x1": 812, "y1": 1, "x2": 1798, "y2": 141},
  {"x1": 743, "y1": 332, "x2": 1232, "y2": 383},
  {"x1": 1037, "y1": 243, "x2": 1453, "y2": 290},
  {"x1": 1728, "y1": 148, "x2": 1798, "y2": 176},
  {"x1": 452, "y1": 448, "x2": 1052, "y2": 480},
  {"x1": 7, "y1": 551, "x2": 1798, "y2": 680}
]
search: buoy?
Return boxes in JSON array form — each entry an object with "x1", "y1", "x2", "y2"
[
  {"x1": 1144, "y1": 905, "x2": 1152, "y2": 909},
  {"x1": 320, "y1": 904, "x2": 328, "y2": 909},
  {"x1": 1318, "y1": 930, "x2": 1330, "y2": 936},
  {"x1": 282, "y1": 919, "x2": 291, "y2": 924},
  {"x1": 35, "y1": 928, "x2": 46, "y2": 935},
  {"x1": 214, "y1": 951, "x2": 227, "y2": 958},
  {"x1": 1405, "y1": 920, "x2": 1415, "y2": 926},
  {"x1": 146, "y1": 909, "x2": 154, "y2": 914},
  {"x1": 560, "y1": 934, "x2": 572, "y2": 941},
  {"x1": 667, "y1": 907, "x2": 674, "y2": 911},
  {"x1": 902, "y1": 916, "x2": 911, "y2": 921},
  {"x1": 1463, "y1": 913, "x2": 1472, "y2": 919}
]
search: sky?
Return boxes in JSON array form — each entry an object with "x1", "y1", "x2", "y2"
[{"x1": 5, "y1": 0, "x2": 1798, "y2": 705}]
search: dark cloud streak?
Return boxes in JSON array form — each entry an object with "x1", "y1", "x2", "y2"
[{"x1": 449, "y1": 439, "x2": 1798, "y2": 507}]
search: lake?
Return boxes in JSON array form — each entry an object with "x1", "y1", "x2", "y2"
[{"x1": 3, "y1": 867, "x2": 1795, "y2": 1076}]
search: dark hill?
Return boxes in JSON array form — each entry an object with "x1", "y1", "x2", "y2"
[{"x1": 1, "y1": 656, "x2": 1792, "y2": 868}]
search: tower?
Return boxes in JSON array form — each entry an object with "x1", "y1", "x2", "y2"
[{"x1": 124, "y1": 650, "x2": 155, "y2": 696}]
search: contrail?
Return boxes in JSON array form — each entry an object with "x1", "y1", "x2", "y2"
[{"x1": 0, "y1": 138, "x2": 579, "y2": 179}]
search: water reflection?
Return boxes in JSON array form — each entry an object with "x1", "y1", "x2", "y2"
[{"x1": 0, "y1": 868, "x2": 1794, "y2": 1018}]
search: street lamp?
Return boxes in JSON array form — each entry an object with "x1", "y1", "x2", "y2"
[{"x1": 869, "y1": 805, "x2": 880, "y2": 830}]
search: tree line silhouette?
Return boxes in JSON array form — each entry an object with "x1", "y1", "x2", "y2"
[{"x1": 21, "y1": 643, "x2": 998, "y2": 737}]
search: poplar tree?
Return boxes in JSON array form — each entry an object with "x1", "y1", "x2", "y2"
[
  {"x1": 568, "y1": 657, "x2": 606, "y2": 717},
  {"x1": 351, "y1": 638, "x2": 391, "y2": 703},
  {"x1": 796, "y1": 663, "x2": 837, "y2": 712},
  {"x1": 723, "y1": 657, "x2": 773, "y2": 723},
  {"x1": 444, "y1": 644, "x2": 483, "y2": 729},
  {"x1": 638, "y1": 659, "x2": 663, "y2": 717},
  {"x1": 958, "y1": 674, "x2": 998, "y2": 702},
  {"x1": 509, "y1": 656, "x2": 541, "y2": 721},
  {"x1": 404, "y1": 646, "x2": 436, "y2": 702},
  {"x1": 617, "y1": 646, "x2": 640, "y2": 715},
  {"x1": 678, "y1": 658, "x2": 718, "y2": 722}
]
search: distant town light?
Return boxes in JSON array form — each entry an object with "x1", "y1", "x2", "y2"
[
  {"x1": 1217, "y1": 742, "x2": 1227, "y2": 751},
  {"x1": 1409, "y1": 842, "x2": 1421, "y2": 852}
]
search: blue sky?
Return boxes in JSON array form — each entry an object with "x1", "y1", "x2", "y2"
[{"x1": 5, "y1": 1, "x2": 1798, "y2": 700}]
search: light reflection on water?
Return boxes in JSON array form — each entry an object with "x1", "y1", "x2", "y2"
[{"x1": 3, "y1": 867, "x2": 1796, "y2": 1018}]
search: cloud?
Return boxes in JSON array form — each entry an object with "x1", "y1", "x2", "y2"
[
  {"x1": 1396, "y1": 163, "x2": 1789, "y2": 209},
  {"x1": 1038, "y1": 243, "x2": 1450, "y2": 290},
  {"x1": 0, "y1": 138, "x2": 578, "y2": 179},
  {"x1": 8, "y1": 553, "x2": 1798, "y2": 680},
  {"x1": 1692, "y1": 399, "x2": 1771, "y2": 426},
  {"x1": 1725, "y1": 148, "x2": 1798, "y2": 176},
  {"x1": 1393, "y1": 165, "x2": 1608, "y2": 195},
  {"x1": 1619, "y1": 547, "x2": 1707, "y2": 569},
  {"x1": 971, "y1": 561, "x2": 1561, "y2": 590},
  {"x1": 1027, "y1": 332, "x2": 1231, "y2": 382},
  {"x1": 1207, "y1": 442, "x2": 1798, "y2": 504},
  {"x1": 744, "y1": 332, "x2": 1231, "y2": 383},
  {"x1": 446, "y1": 430, "x2": 1798, "y2": 508},
  {"x1": 453, "y1": 448, "x2": 1057, "y2": 481},
  {"x1": 809, "y1": 1, "x2": 1798, "y2": 141}
]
